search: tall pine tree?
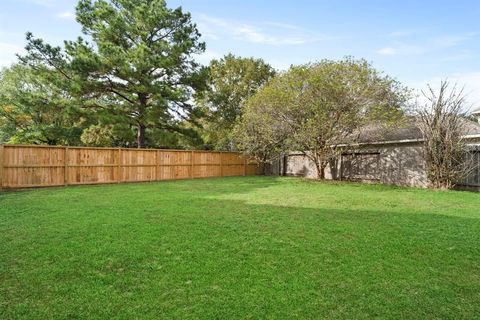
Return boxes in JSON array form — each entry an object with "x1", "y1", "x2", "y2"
[{"x1": 21, "y1": 0, "x2": 206, "y2": 148}]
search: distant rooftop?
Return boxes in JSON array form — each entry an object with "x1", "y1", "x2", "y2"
[
  {"x1": 341, "y1": 116, "x2": 480, "y2": 144},
  {"x1": 472, "y1": 106, "x2": 480, "y2": 115}
]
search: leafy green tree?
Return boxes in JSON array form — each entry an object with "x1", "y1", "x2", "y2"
[
  {"x1": 234, "y1": 58, "x2": 410, "y2": 179},
  {"x1": 0, "y1": 64, "x2": 86, "y2": 145},
  {"x1": 80, "y1": 123, "x2": 134, "y2": 147},
  {"x1": 21, "y1": 0, "x2": 207, "y2": 148},
  {"x1": 197, "y1": 54, "x2": 275, "y2": 150}
]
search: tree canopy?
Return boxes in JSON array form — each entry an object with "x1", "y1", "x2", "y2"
[
  {"x1": 197, "y1": 54, "x2": 275, "y2": 150},
  {"x1": 234, "y1": 58, "x2": 410, "y2": 178},
  {"x1": 0, "y1": 64, "x2": 86, "y2": 145},
  {"x1": 18, "y1": 0, "x2": 207, "y2": 148}
]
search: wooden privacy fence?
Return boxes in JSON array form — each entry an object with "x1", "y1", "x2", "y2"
[{"x1": 0, "y1": 144, "x2": 262, "y2": 189}]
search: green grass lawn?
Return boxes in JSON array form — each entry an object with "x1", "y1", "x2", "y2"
[{"x1": 1, "y1": 177, "x2": 480, "y2": 319}]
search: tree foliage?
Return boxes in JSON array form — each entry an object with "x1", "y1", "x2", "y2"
[
  {"x1": 234, "y1": 58, "x2": 410, "y2": 178},
  {"x1": 0, "y1": 64, "x2": 86, "y2": 145},
  {"x1": 19, "y1": 0, "x2": 207, "y2": 148},
  {"x1": 197, "y1": 54, "x2": 275, "y2": 150}
]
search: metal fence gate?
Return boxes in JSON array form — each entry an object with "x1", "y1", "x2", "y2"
[{"x1": 458, "y1": 146, "x2": 480, "y2": 187}]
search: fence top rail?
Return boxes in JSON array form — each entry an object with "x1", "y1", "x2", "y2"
[{"x1": 0, "y1": 144, "x2": 246, "y2": 154}]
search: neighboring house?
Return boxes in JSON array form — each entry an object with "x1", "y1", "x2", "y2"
[
  {"x1": 266, "y1": 112, "x2": 480, "y2": 188},
  {"x1": 473, "y1": 106, "x2": 480, "y2": 124}
]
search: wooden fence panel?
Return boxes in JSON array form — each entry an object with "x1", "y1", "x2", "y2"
[
  {"x1": 246, "y1": 161, "x2": 263, "y2": 176},
  {"x1": 221, "y1": 152, "x2": 245, "y2": 176},
  {"x1": 121, "y1": 149, "x2": 157, "y2": 182},
  {"x1": 67, "y1": 147, "x2": 118, "y2": 185},
  {"x1": 2, "y1": 145, "x2": 65, "y2": 188},
  {"x1": 193, "y1": 151, "x2": 221, "y2": 178},
  {"x1": 157, "y1": 150, "x2": 191, "y2": 180},
  {"x1": 0, "y1": 144, "x2": 262, "y2": 189}
]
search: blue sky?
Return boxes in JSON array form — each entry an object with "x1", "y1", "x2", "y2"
[{"x1": 1, "y1": 0, "x2": 480, "y2": 107}]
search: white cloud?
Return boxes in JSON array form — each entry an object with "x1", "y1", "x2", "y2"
[
  {"x1": 433, "y1": 32, "x2": 478, "y2": 48},
  {"x1": 56, "y1": 11, "x2": 75, "y2": 20},
  {"x1": 233, "y1": 24, "x2": 311, "y2": 45},
  {"x1": 377, "y1": 43, "x2": 425, "y2": 56},
  {"x1": 0, "y1": 42, "x2": 24, "y2": 67},
  {"x1": 196, "y1": 14, "x2": 321, "y2": 46},
  {"x1": 377, "y1": 47, "x2": 396, "y2": 55},
  {"x1": 386, "y1": 28, "x2": 431, "y2": 38},
  {"x1": 379, "y1": 32, "x2": 477, "y2": 58},
  {"x1": 264, "y1": 21, "x2": 305, "y2": 31},
  {"x1": 198, "y1": 14, "x2": 228, "y2": 28}
]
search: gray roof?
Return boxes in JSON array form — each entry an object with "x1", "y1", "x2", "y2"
[{"x1": 342, "y1": 117, "x2": 480, "y2": 144}]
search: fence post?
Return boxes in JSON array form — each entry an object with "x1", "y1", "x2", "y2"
[
  {"x1": 156, "y1": 149, "x2": 160, "y2": 181},
  {"x1": 244, "y1": 156, "x2": 247, "y2": 176},
  {"x1": 0, "y1": 144, "x2": 4, "y2": 191},
  {"x1": 64, "y1": 147, "x2": 69, "y2": 186},
  {"x1": 219, "y1": 152, "x2": 223, "y2": 177},
  {"x1": 191, "y1": 150, "x2": 195, "y2": 178},
  {"x1": 117, "y1": 148, "x2": 122, "y2": 183}
]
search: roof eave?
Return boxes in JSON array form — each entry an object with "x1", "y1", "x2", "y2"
[{"x1": 333, "y1": 134, "x2": 480, "y2": 148}]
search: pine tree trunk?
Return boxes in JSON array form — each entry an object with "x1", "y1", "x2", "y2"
[
  {"x1": 137, "y1": 124, "x2": 146, "y2": 148},
  {"x1": 137, "y1": 93, "x2": 148, "y2": 149}
]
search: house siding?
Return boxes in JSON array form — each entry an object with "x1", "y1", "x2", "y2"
[
  {"x1": 268, "y1": 142, "x2": 427, "y2": 187},
  {"x1": 265, "y1": 137, "x2": 480, "y2": 188}
]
